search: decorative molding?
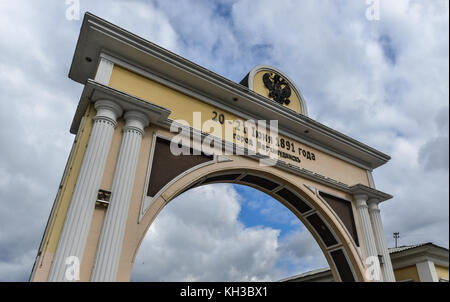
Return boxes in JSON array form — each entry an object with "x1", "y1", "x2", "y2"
[
  {"x1": 349, "y1": 184, "x2": 393, "y2": 203},
  {"x1": 304, "y1": 184, "x2": 317, "y2": 195},
  {"x1": 366, "y1": 170, "x2": 376, "y2": 189},
  {"x1": 139, "y1": 132, "x2": 158, "y2": 222},
  {"x1": 93, "y1": 99, "x2": 123, "y2": 127},
  {"x1": 262, "y1": 72, "x2": 292, "y2": 106},
  {"x1": 94, "y1": 55, "x2": 114, "y2": 85},
  {"x1": 102, "y1": 53, "x2": 386, "y2": 172},
  {"x1": 217, "y1": 155, "x2": 233, "y2": 163},
  {"x1": 248, "y1": 65, "x2": 308, "y2": 115},
  {"x1": 162, "y1": 119, "x2": 394, "y2": 203}
]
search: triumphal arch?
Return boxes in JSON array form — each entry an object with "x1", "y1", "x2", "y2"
[{"x1": 30, "y1": 13, "x2": 396, "y2": 282}]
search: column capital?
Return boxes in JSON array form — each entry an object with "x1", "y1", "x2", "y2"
[
  {"x1": 123, "y1": 110, "x2": 150, "y2": 135},
  {"x1": 354, "y1": 194, "x2": 369, "y2": 209},
  {"x1": 93, "y1": 99, "x2": 123, "y2": 126},
  {"x1": 367, "y1": 198, "x2": 381, "y2": 212},
  {"x1": 354, "y1": 193, "x2": 368, "y2": 201},
  {"x1": 349, "y1": 184, "x2": 393, "y2": 203}
]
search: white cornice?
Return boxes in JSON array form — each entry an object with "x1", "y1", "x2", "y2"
[
  {"x1": 349, "y1": 183, "x2": 393, "y2": 203},
  {"x1": 68, "y1": 12, "x2": 391, "y2": 170},
  {"x1": 390, "y1": 244, "x2": 449, "y2": 269},
  {"x1": 71, "y1": 79, "x2": 171, "y2": 133}
]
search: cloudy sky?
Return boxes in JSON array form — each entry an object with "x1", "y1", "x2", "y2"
[{"x1": 0, "y1": 0, "x2": 448, "y2": 282}]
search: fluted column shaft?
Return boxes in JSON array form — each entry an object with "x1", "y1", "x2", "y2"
[
  {"x1": 368, "y1": 199, "x2": 396, "y2": 282},
  {"x1": 355, "y1": 194, "x2": 381, "y2": 281},
  {"x1": 91, "y1": 111, "x2": 149, "y2": 282},
  {"x1": 49, "y1": 100, "x2": 122, "y2": 281}
]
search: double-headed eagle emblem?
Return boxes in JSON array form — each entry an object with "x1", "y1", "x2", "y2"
[{"x1": 263, "y1": 72, "x2": 291, "y2": 105}]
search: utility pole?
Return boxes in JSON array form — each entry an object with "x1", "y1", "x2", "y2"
[{"x1": 393, "y1": 232, "x2": 400, "y2": 248}]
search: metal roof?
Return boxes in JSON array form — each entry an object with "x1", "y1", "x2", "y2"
[
  {"x1": 277, "y1": 267, "x2": 331, "y2": 282},
  {"x1": 389, "y1": 242, "x2": 449, "y2": 254}
]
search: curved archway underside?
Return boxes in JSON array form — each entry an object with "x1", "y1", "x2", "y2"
[{"x1": 136, "y1": 136, "x2": 364, "y2": 282}]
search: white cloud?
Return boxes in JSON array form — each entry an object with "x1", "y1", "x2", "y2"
[
  {"x1": 131, "y1": 185, "x2": 281, "y2": 281},
  {"x1": 227, "y1": 0, "x2": 449, "y2": 248},
  {"x1": 131, "y1": 184, "x2": 327, "y2": 281},
  {"x1": 276, "y1": 228, "x2": 329, "y2": 276},
  {"x1": 0, "y1": 0, "x2": 179, "y2": 282}
]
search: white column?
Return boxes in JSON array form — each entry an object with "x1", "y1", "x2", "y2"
[
  {"x1": 355, "y1": 194, "x2": 382, "y2": 282},
  {"x1": 416, "y1": 260, "x2": 439, "y2": 282},
  {"x1": 368, "y1": 198, "x2": 396, "y2": 282},
  {"x1": 94, "y1": 56, "x2": 114, "y2": 85},
  {"x1": 49, "y1": 100, "x2": 122, "y2": 282},
  {"x1": 91, "y1": 111, "x2": 149, "y2": 282}
]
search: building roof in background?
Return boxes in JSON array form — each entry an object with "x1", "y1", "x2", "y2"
[
  {"x1": 280, "y1": 242, "x2": 449, "y2": 282},
  {"x1": 278, "y1": 267, "x2": 331, "y2": 282},
  {"x1": 389, "y1": 242, "x2": 449, "y2": 254}
]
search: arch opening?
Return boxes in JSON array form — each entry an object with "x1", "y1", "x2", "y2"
[
  {"x1": 131, "y1": 183, "x2": 328, "y2": 281},
  {"x1": 130, "y1": 166, "x2": 363, "y2": 282}
]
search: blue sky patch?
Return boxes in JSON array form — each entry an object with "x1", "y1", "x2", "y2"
[
  {"x1": 379, "y1": 34, "x2": 397, "y2": 65},
  {"x1": 233, "y1": 184, "x2": 303, "y2": 236}
]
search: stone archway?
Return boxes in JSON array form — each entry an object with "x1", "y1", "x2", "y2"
[{"x1": 29, "y1": 13, "x2": 396, "y2": 283}]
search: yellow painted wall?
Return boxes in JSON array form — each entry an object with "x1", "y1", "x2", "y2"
[
  {"x1": 394, "y1": 265, "x2": 420, "y2": 282},
  {"x1": 252, "y1": 71, "x2": 302, "y2": 114},
  {"x1": 31, "y1": 104, "x2": 96, "y2": 281},
  {"x1": 109, "y1": 66, "x2": 239, "y2": 127},
  {"x1": 435, "y1": 265, "x2": 449, "y2": 280},
  {"x1": 108, "y1": 65, "x2": 369, "y2": 187},
  {"x1": 44, "y1": 105, "x2": 96, "y2": 252}
]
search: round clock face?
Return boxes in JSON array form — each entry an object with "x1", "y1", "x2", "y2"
[{"x1": 262, "y1": 72, "x2": 291, "y2": 105}]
